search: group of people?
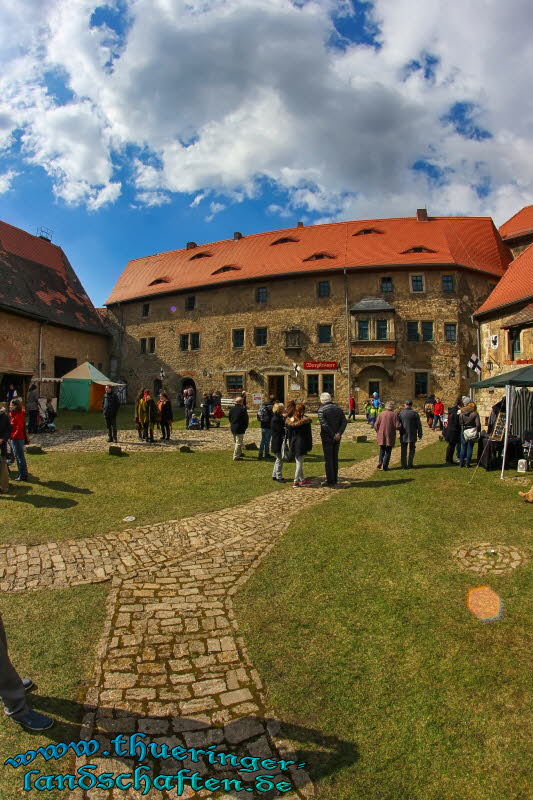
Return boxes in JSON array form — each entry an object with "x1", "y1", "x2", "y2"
[
  {"x1": 424, "y1": 395, "x2": 446, "y2": 431},
  {"x1": 228, "y1": 392, "x2": 347, "y2": 487},
  {"x1": 186, "y1": 389, "x2": 223, "y2": 429},
  {"x1": 364, "y1": 393, "x2": 385, "y2": 427},
  {"x1": 132, "y1": 388, "x2": 174, "y2": 442}
]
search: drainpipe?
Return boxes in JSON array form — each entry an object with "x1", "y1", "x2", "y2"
[
  {"x1": 472, "y1": 314, "x2": 481, "y2": 402},
  {"x1": 343, "y1": 268, "x2": 351, "y2": 403}
]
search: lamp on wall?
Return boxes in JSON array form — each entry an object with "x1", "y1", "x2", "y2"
[
  {"x1": 449, "y1": 368, "x2": 455, "y2": 378},
  {"x1": 487, "y1": 361, "x2": 493, "y2": 371}
]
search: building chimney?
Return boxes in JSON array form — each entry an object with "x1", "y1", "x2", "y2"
[
  {"x1": 297, "y1": 221, "x2": 304, "y2": 228},
  {"x1": 416, "y1": 208, "x2": 428, "y2": 222},
  {"x1": 186, "y1": 241, "x2": 197, "y2": 250},
  {"x1": 233, "y1": 232, "x2": 243, "y2": 240}
]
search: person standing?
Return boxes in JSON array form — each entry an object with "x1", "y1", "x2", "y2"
[
  {"x1": 348, "y1": 393, "x2": 356, "y2": 421},
  {"x1": 424, "y1": 394, "x2": 435, "y2": 428},
  {"x1": 0, "y1": 404, "x2": 11, "y2": 493},
  {"x1": 398, "y1": 400, "x2": 423, "y2": 469},
  {"x1": 159, "y1": 392, "x2": 173, "y2": 440},
  {"x1": 318, "y1": 392, "x2": 347, "y2": 486},
  {"x1": 213, "y1": 389, "x2": 222, "y2": 409},
  {"x1": 432, "y1": 397, "x2": 445, "y2": 430},
  {"x1": 257, "y1": 394, "x2": 274, "y2": 459},
  {"x1": 6, "y1": 384, "x2": 17, "y2": 404},
  {"x1": 26, "y1": 384, "x2": 39, "y2": 434},
  {"x1": 270, "y1": 402, "x2": 286, "y2": 482},
  {"x1": 285, "y1": 403, "x2": 313, "y2": 487},
  {"x1": 459, "y1": 401, "x2": 481, "y2": 468},
  {"x1": 135, "y1": 388, "x2": 146, "y2": 439},
  {"x1": 228, "y1": 396, "x2": 248, "y2": 460},
  {"x1": 143, "y1": 390, "x2": 158, "y2": 443},
  {"x1": 200, "y1": 392, "x2": 211, "y2": 430},
  {"x1": 0, "y1": 613, "x2": 55, "y2": 731},
  {"x1": 184, "y1": 388, "x2": 195, "y2": 428},
  {"x1": 374, "y1": 401, "x2": 401, "y2": 471},
  {"x1": 102, "y1": 384, "x2": 120, "y2": 443},
  {"x1": 444, "y1": 396, "x2": 464, "y2": 464},
  {"x1": 9, "y1": 399, "x2": 28, "y2": 481}
]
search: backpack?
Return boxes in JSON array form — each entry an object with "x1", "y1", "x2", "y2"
[{"x1": 257, "y1": 404, "x2": 271, "y2": 425}]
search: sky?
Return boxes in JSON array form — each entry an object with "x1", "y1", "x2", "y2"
[{"x1": 1, "y1": 0, "x2": 532, "y2": 306}]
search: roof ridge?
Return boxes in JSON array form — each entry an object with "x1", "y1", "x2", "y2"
[{"x1": 0, "y1": 219, "x2": 63, "y2": 251}]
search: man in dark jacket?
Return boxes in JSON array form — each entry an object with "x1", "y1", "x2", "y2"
[
  {"x1": 26, "y1": 384, "x2": 39, "y2": 433},
  {"x1": 102, "y1": 384, "x2": 120, "y2": 443},
  {"x1": 228, "y1": 397, "x2": 249, "y2": 460},
  {"x1": 398, "y1": 400, "x2": 423, "y2": 469},
  {"x1": 444, "y1": 396, "x2": 464, "y2": 463},
  {"x1": 318, "y1": 392, "x2": 347, "y2": 486},
  {"x1": 257, "y1": 394, "x2": 274, "y2": 459},
  {"x1": 184, "y1": 389, "x2": 195, "y2": 428}
]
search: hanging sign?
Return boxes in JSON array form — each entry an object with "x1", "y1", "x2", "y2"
[{"x1": 303, "y1": 361, "x2": 338, "y2": 370}]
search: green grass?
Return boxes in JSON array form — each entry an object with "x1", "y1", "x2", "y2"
[
  {"x1": 0, "y1": 584, "x2": 108, "y2": 800},
  {"x1": 235, "y1": 442, "x2": 531, "y2": 800},
  {"x1": 1, "y1": 442, "x2": 371, "y2": 546}
]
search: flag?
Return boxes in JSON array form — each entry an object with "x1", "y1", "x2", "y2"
[
  {"x1": 468, "y1": 354, "x2": 481, "y2": 374},
  {"x1": 160, "y1": 367, "x2": 166, "y2": 380}
]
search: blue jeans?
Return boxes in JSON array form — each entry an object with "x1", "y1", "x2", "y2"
[
  {"x1": 432, "y1": 414, "x2": 443, "y2": 430},
  {"x1": 459, "y1": 434, "x2": 474, "y2": 467},
  {"x1": 379, "y1": 445, "x2": 393, "y2": 470},
  {"x1": 11, "y1": 439, "x2": 28, "y2": 479},
  {"x1": 259, "y1": 428, "x2": 271, "y2": 456}
]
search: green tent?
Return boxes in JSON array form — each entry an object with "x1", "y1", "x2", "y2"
[
  {"x1": 59, "y1": 362, "x2": 124, "y2": 411},
  {"x1": 470, "y1": 365, "x2": 533, "y2": 388}
]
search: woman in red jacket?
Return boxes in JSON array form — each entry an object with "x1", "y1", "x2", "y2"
[
  {"x1": 9, "y1": 399, "x2": 28, "y2": 481},
  {"x1": 432, "y1": 397, "x2": 445, "y2": 431}
]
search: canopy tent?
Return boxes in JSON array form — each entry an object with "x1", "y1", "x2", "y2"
[
  {"x1": 470, "y1": 367, "x2": 533, "y2": 479},
  {"x1": 59, "y1": 362, "x2": 124, "y2": 411}
]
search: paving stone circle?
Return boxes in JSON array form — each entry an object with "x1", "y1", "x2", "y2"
[{"x1": 452, "y1": 542, "x2": 526, "y2": 575}]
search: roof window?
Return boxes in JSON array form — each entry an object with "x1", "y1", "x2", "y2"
[
  {"x1": 271, "y1": 236, "x2": 299, "y2": 245},
  {"x1": 353, "y1": 228, "x2": 384, "y2": 236},
  {"x1": 148, "y1": 277, "x2": 171, "y2": 286},
  {"x1": 303, "y1": 252, "x2": 336, "y2": 262},
  {"x1": 189, "y1": 251, "x2": 212, "y2": 260},
  {"x1": 212, "y1": 265, "x2": 241, "y2": 275},
  {"x1": 402, "y1": 246, "x2": 436, "y2": 253}
]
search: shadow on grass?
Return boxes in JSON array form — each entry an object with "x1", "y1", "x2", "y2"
[
  {"x1": 0, "y1": 487, "x2": 78, "y2": 509},
  {"x1": 12, "y1": 692, "x2": 358, "y2": 796},
  {"x1": 32, "y1": 480, "x2": 94, "y2": 495}
]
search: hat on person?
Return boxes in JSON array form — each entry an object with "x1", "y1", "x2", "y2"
[
  {"x1": 320, "y1": 392, "x2": 332, "y2": 403},
  {"x1": 373, "y1": 392, "x2": 378, "y2": 397}
]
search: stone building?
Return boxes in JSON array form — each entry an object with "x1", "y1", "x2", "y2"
[
  {"x1": 106, "y1": 211, "x2": 510, "y2": 410},
  {"x1": 0, "y1": 219, "x2": 110, "y2": 401},
  {"x1": 499, "y1": 204, "x2": 533, "y2": 258}
]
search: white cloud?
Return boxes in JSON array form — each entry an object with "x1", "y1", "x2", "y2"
[
  {"x1": 205, "y1": 200, "x2": 226, "y2": 222},
  {"x1": 0, "y1": 169, "x2": 18, "y2": 193},
  {"x1": 0, "y1": 0, "x2": 532, "y2": 222}
]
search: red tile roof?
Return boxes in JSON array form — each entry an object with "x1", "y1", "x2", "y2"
[
  {"x1": 475, "y1": 243, "x2": 533, "y2": 316},
  {"x1": 499, "y1": 205, "x2": 533, "y2": 240},
  {"x1": 0, "y1": 220, "x2": 108, "y2": 335},
  {"x1": 106, "y1": 215, "x2": 511, "y2": 304}
]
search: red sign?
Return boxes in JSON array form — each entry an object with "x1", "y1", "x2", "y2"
[{"x1": 303, "y1": 361, "x2": 338, "y2": 370}]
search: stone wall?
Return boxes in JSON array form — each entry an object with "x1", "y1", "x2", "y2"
[{"x1": 107, "y1": 266, "x2": 499, "y2": 411}]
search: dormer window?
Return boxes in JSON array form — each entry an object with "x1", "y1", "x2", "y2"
[
  {"x1": 148, "y1": 277, "x2": 170, "y2": 286},
  {"x1": 189, "y1": 251, "x2": 212, "y2": 260},
  {"x1": 212, "y1": 265, "x2": 241, "y2": 275},
  {"x1": 353, "y1": 228, "x2": 384, "y2": 236},
  {"x1": 303, "y1": 252, "x2": 335, "y2": 261},
  {"x1": 271, "y1": 237, "x2": 299, "y2": 245},
  {"x1": 402, "y1": 246, "x2": 436, "y2": 253}
]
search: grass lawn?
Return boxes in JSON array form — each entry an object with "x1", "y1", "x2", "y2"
[
  {"x1": 0, "y1": 584, "x2": 108, "y2": 800},
  {"x1": 235, "y1": 442, "x2": 531, "y2": 800},
  {"x1": 1, "y1": 442, "x2": 371, "y2": 546}
]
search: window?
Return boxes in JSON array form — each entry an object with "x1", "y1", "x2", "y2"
[
  {"x1": 318, "y1": 324, "x2": 332, "y2": 343},
  {"x1": 317, "y1": 280, "x2": 330, "y2": 297},
  {"x1": 149, "y1": 277, "x2": 170, "y2": 286},
  {"x1": 226, "y1": 374, "x2": 243, "y2": 393},
  {"x1": 232, "y1": 328, "x2": 244, "y2": 348},
  {"x1": 185, "y1": 295, "x2": 196, "y2": 310},
  {"x1": 381, "y1": 277, "x2": 393, "y2": 293},
  {"x1": 140, "y1": 338, "x2": 147, "y2": 354},
  {"x1": 148, "y1": 337, "x2": 156, "y2": 354},
  {"x1": 403, "y1": 246, "x2": 436, "y2": 254},
  {"x1": 421, "y1": 321, "x2": 433, "y2": 342},
  {"x1": 189, "y1": 251, "x2": 212, "y2": 260},
  {"x1": 304, "y1": 251, "x2": 335, "y2": 261},
  {"x1": 445, "y1": 323, "x2": 457, "y2": 342},
  {"x1": 322, "y1": 374, "x2": 335, "y2": 397},
  {"x1": 512, "y1": 330, "x2": 522, "y2": 357},
  {"x1": 141, "y1": 302, "x2": 150, "y2": 318},
  {"x1": 353, "y1": 228, "x2": 384, "y2": 236},
  {"x1": 212, "y1": 265, "x2": 241, "y2": 275},
  {"x1": 180, "y1": 334, "x2": 189, "y2": 351},
  {"x1": 190, "y1": 332, "x2": 200, "y2": 350},
  {"x1": 407, "y1": 322, "x2": 419, "y2": 342},
  {"x1": 411, "y1": 275, "x2": 425, "y2": 292},
  {"x1": 256, "y1": 287, "x2": 268, "y2": 303},
  {"x1": 357, "y1": 320, "x2": 369, "y2": 341},
  {"x1": 307, "y1": 374, "x2": 319, "y2": 396},
  {"x1": 271, "y1": 237, "x2": 299, "y2": 245},
  {"x1": 414, "y1": 372, "x2": 428, "y2": 397},
  {"x1": 442, "y1": 275, "x2": 455, "y2": 292},
  {"x1": 254, "y1": 327, "x2": 268, "y2": 346},
  {"x1": 376, "y1": 320, "x2": 388, "y2": 340}
]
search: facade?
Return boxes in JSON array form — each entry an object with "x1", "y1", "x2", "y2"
[
  {"x1": 474, "y1": 241, "x2": 533, "y2": 416},
  {"x1": 106, "y1": 212, "x2": 510, "y2": 410},
  {"x1": 0, "y1": 220, "x2": 110, "y2": 401},
  {"x1": 499, "y1": 205, "x2": 533, "y2": 258}
]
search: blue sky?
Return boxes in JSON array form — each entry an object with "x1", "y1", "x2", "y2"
[{"x1": 0, "y1": 0, "x2": 532, "y2": 306}]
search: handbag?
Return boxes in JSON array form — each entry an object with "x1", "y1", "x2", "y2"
[
  {"x1": 463, "y1": 426, "x2": 479, "y2": 441},
  {"x1": 281, "y1": 434, "x2": 294, "y2": 462}
]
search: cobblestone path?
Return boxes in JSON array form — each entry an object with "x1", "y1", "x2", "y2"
[{"x1": 8, "y1": 430, "x2": 440, "y2": 799}]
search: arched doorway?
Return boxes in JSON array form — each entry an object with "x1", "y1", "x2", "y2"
[
  {"x1": 356, "y1": 365, "x2": 393, "y2": 399},
  {"x1": 181, "y1": 378, "x2": 197, "y2": 406}
]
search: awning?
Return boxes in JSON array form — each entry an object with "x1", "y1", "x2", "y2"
[{"x1": 470, "y1": 365, "x2": 533, "y2": 388}]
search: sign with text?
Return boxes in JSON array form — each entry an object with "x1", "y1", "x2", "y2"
[{"x1": 303, "y1": 361, "x2": 338, "y2": 370}]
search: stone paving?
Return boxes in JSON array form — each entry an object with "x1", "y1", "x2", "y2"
[
  {"x1": 6, "y1": 428, "x2": 442, "y2": 799},
  {"x1": 452, "y1": 542, "x2": 526, "y2": 574}
]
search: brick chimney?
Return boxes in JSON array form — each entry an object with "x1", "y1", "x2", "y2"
[
  {"x1": 186, "y1": 241, "x2": 197, "y2": 250},
  {"x1": 233, "y1": 232, "x2": 243, "y2": 240},
  {"x1": 297, "y1": 221, "x2": 304, "y2": 228},
  {"x1": 417, "y1": 208, "x2": 428, "y2": 222}
]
